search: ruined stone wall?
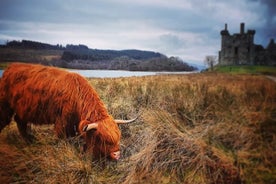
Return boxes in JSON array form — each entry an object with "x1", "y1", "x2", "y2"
[
  {"x1": 219, "y1": 23, "x2": 255, "y2": 65},
  {"x1": 218, "y1": 23, "x2": 276, "y2": 66}
]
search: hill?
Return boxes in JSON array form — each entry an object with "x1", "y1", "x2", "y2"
[{"x1": 0, "y1": 40, "x2": 197, "y2": 71}]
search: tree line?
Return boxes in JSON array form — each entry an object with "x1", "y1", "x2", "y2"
[
  {"x1": 0, "y1": 40, "x2": 197, "y2": 71},
  {"x1": 4, "y1": 40, "x2": 64, "y2": 50}
]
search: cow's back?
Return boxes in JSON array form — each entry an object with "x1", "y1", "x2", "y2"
[{"x1": 1, "y1": 63, "x2": 85, "y2": 127}]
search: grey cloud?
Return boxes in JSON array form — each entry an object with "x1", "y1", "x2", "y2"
[
  {"x1": 0, "y1": 0, "x2": 275, "y2": 64},
  {"x1": 159, "y1": 34, "x2": 186, "y2": 50},
  {"x1": 246, "y1": 0, "x2": 276, "y2": 44}
]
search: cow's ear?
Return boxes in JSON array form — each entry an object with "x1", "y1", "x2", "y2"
[{"x1": 79, "y1": 120, "x2": 98, "y2": 132}]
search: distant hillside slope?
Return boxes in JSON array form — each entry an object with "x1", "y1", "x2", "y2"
[
  {"x1": 63, "y1": 45, "x2": 163, "y2": 61},
  {"x1": 0, "y1": 40, "x2": 197, "y2": 71}
]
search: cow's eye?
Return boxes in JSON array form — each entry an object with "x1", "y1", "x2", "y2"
[{"x1": 105, "y1": 141, "x2": 113, "y2": 146}]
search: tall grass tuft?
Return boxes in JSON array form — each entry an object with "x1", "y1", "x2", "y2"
[{"x1": 121, "y1": 110, "x2": 240, "y2": 183}]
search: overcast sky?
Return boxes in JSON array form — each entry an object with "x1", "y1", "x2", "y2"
[{"x1": 0, "y1": 0, "x2": 275, "y2": 65}]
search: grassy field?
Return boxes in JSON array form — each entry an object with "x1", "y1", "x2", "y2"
[
  {"x1": 0, "y1": 48, "x2": 63, "y2": 69},
  {"x1": 0, "y1": 73, "x2": 275, "y2": 183},
  {"x1": 214, "y1": 65, "x2": 276, "y2": 75},
  {"x1": 0, "y1": 48, "x2": 63, "y2": 61}
]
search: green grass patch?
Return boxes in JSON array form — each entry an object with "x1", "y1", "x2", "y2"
[
  {"x1": 214, "y1": 65, "x2": 276, "y2": 75},
  {"x1": 0, "y1": 62, "x2": 10, "y2": 69}
]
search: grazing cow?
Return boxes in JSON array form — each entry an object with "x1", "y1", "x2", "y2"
[{"x1": 0, "y1": 63, "x2": 136, "y2": 160}]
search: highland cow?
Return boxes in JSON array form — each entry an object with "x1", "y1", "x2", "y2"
[{"x1": 0, "y1": 63, "x2": 136, "y2": 160}]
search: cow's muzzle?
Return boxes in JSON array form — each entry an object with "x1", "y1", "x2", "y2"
[{"x1": 110, "y1": 151, "x2": 120, "y2": 160}]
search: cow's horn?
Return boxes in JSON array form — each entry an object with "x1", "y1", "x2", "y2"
[
  {"x1": 83, "y1": 123, "x2": 98, "y2": 132},
  {"x1": 115, "y1": 117, "x2": 138, "y2": 124}
]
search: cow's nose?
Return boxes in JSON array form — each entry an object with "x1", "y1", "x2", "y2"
[{"x1": 111, "y1": 151, "x2": 120, "y2": 160}]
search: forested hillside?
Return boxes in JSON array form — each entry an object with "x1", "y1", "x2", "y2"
[{"x1": 0, "y1": 40, "x2": 197, "y2": 71}]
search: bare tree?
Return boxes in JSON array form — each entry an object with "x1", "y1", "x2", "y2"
[{"x1": 204, "y1": 55, "x2": 217, "y2": 71}]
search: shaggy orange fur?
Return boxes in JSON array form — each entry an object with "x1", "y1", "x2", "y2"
[{"x1": 0, "y1": 63, "x2": 121, "y2": 159}]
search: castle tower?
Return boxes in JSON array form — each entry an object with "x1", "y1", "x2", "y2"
[
  {"x1": 240, "y1": 23, "x2": 245, "y2": 34},
  {"x1": 219, "y1": 23, "x2": 256, "y2": 65},
  {"x1": 219, "y1": 23, "x2": 231, "y2": 65}
]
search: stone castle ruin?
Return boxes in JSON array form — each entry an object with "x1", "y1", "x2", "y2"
[{"x1": 218, "y1": 23, "x2": 276, "y2": 66}]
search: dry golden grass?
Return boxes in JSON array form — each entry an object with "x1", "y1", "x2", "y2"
[{"x1": 0, "y1": 73, "x2": 275, "y2": 183}]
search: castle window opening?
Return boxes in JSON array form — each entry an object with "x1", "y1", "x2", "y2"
[{"x1": 235, "y1": 47, "x2": 238, "y2": 55}]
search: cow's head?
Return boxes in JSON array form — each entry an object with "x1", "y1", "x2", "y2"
[{"x1": 79, "y1": 116, "x2": 137, "y2": 160}]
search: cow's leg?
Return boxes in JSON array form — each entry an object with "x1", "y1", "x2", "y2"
[
  {"x1": 0, "y1": 100, "x2": 14, "y2": 133},
  {"x1": 14, "y1": 115, "x2": 35, "y2": 143}
]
